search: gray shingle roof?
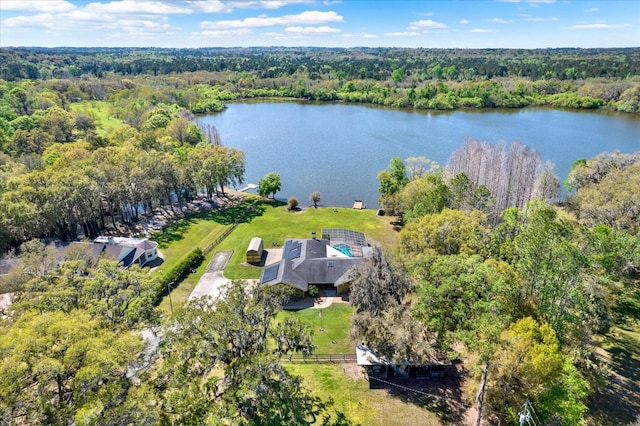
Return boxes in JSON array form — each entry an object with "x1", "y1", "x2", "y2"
[{"x1": 260, "y1": 236, "x2": 364, "y2": 291}]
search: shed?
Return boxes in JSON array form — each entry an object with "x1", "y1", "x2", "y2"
[{"x1": 246, "y1": 237, "x2": 264, "y2": 264}]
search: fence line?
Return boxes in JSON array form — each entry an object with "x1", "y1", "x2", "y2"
[
  {"x1": 281, "y1": 353, "x2": 357, "y2": 363},
  {"x1": 202, "y1": 222, "x2": 239, "y2": 256}
]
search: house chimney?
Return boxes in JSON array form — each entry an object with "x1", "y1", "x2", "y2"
[
  {"x1": 311, "y1": 231, "x2": 316, "y2": 240},
  {"x1": 108, "y1": 236, "x2": 115, "y2": 245}
]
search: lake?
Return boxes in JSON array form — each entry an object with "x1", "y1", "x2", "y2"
[{"x1": 196, "y1": 102, "x2": 640, "y2": 208}]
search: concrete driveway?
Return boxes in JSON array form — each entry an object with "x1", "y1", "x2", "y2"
[{"x1": 188, "y1": 251, "x2": 233, "y2": 301}]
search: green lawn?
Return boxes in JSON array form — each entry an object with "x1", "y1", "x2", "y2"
[
  {"x1": 286, "y1": 364, "x2": 443, "y2": 426},
  {"x1": 151, "y1": 211, "x2": 232, "y2": 274},
  {"x1": 152, "y1": 202, "x2": 254, "y2": 313},
  {"x1": 70, "y1": 100, "x2": 123, "y2": 136},
  {"x1": 278, "y1": 304, "x2": 354, "y2": 353},
  {"x1": 216, "y1": 201, "x2": 399, "y2": 279}
]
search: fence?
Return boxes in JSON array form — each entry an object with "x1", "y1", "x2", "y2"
[
  {"x1": 202, "y1": 222, "x2": 239, "y2": 256},
  {"x1": 281, "y1": 353, "x2": 357, "y2": 363}
]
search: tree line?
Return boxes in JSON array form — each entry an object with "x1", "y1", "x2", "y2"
[
  {"x1": 1, "y1": 47, "x2": 639, "y2": 113},
  {"x1": 3, "y1": 47, "x2": 639, "y2": 81}
]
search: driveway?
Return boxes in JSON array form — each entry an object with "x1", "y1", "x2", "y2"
[{"x1": 188, "y1": 251, "x2": 233, "y2": 301}]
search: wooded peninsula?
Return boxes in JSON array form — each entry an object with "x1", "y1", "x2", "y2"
[{"x1": 0, "y1": 47, "x2": 639, "y2": 426}]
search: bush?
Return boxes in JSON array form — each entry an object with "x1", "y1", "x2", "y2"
[
  {"x1": 287, "y1": 196, "x2": 299, "y2": 211},
  {"x1": 156, "y1": 247, "x2": 203, "y2": 301},
  {"x1": 308, "y1": 285, "x2": 319, "y2": 297}
]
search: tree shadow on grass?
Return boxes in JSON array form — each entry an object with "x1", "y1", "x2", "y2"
[
  {"x1": 587, "y1": 279, "x2": 640, "y2": 425},
  {"x1": 369, "y1": 362, "x2": 469, "y2": 424},
  {"x1": 588, "y1": 326, "x2": 640, "y2": 425},
  {"x1": 152, "y1": 198, "x2": 270, "y2": 249}
]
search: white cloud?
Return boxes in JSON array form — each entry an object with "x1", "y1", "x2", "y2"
[
  {"x1": 460, "y1": 19, "x2": 469, "y2": 24},
  {"x1": 524, "y1": 16, "x2": 558, "y2": 22},
  {"x1": 470, "y1": 29, "x2": 499, "y2": 33},
  {"x1": 0, "y1": 0, "x2": 75, "y2": 13},
  {"x1": 284, "y1": 25, "x2": 341, "y2": 34},
  {"x1": 562, "y1": 23, "x2": 632, "y2": 30},
  {"x1": 225, "y1": 0, "x2": 315, "y2": 9},
  {"x1": 385, "y1": 31, "x2": 421, "y2": 37},
  {"x1": 82, "y1": 1, "x2": 193, "y2": 15},
  {"x1": 2, "y1": 1, "x2": 184, "y2": 40},
  {"x1": 342, "y1": 32, "x2": 377, "y2": 39},
  {"x1": 3, "y1": 13, "x2": 57, "y2": 28},
  {"x1": 490, "y1": 18, "x2": 513, "y2": 24},
  {"x1": 201, "y1": 28, "x2": 252, "y2": 37},
  {"x1": 188, "y1": 1, "x2": 230, "y2": 13},
  {"x1": 408, "y1": 19, "x2": 447, "y2": 30},
  {"x1": 585, "y1": 8, "x2": 599, "y2": 13},
  {"x1": 201, "y1": 10, "x2": 343, "y2": 29}
]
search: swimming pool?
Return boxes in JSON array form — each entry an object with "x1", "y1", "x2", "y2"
[{"x1": 333, "y1": 243, "x2": 353, "y2": 257}]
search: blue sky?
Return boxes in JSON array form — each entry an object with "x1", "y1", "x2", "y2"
[{"x1": 1, "y1": 0, "x2": 638, "y2": 48}]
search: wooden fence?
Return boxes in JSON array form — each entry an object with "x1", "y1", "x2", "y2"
[
  {"x1": 281, "y1": 353, "x2": 357, "y2": 363},
  {"x1": 202, "y1": 222, "x2": 239, "y2": 256}
]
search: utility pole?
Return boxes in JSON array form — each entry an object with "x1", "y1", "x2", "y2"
[
  {"x1": 475, "y1": 359, "x2": 489, "y2": 426},
  {"x1": 167, "y1": 281, "x2": 174, "y2": 313}
]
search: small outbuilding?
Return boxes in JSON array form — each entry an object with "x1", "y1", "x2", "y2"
[{"x1": 246, "y1": 237, "x2": 264, "y2": 264}]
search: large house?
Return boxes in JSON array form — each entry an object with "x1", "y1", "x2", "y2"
[
  {"x1": 259, "y1": 229, "x2": 371, "y2": 295},
  {"x1": 56, "y1": 236, "x2": 159, "y2": 268}
]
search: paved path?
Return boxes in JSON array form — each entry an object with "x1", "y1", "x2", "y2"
[{"x1": 188, "y1": 251, "x2": 233, "y2": 301}]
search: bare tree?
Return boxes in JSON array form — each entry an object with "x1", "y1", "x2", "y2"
[
  {"x1": 199, "y1": 122, "x2": 223, "y2": 146},
  {"x1": 446, "y1": 138, "x2": 555, "y2": 220}
]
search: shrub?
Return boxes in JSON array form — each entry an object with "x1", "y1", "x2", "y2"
[
  {"x1": 156, "y1": 247, "x2": 203, "y2": 301},
  {"x1": 308, "y1": 284, "x2": 319, "y2": 297},
  {"x1": 287, "y1": 196, "x2": 299, "y2": 211}
]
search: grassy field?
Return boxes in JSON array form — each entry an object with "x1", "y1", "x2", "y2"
[
  {"x1": 587, "y1": 282, "x2": 640, "y2": 425},
  {"x1": 216, "y1": 200, "x2": 399, "y2": 279},
  {"x1": 277, "y1": 304, "x2": 445, "y2": 425},
  {"x1": 278, "y1": 303, "x2": 354, "y2": 353},
  {"x1": 156, "y1": 246, "x2": 217, "y2": 315},
  {"x1": 69, "y1": 100, "x2": 123, "y2": 136},
  {"x1": 286, "y1": 363, "x2": 443, "y2": 426},
  {"x1": 155, "y1": 196, "x2": 398, "y2": 313}
]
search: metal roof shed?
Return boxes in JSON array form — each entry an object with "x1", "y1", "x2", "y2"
[{"x1": 246, "y1": 237, "x2": 264, "y2": 264}]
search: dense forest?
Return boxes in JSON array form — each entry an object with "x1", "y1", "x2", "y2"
[
  {"x1": 0, "y1": 47, "x2": 639, "y2": 425},
  {"x1": 1, "y1": 47, "x2": 640, "y2": 112}
]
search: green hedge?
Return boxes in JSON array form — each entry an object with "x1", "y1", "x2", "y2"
[{"x1": 155, "y1": 247, "x2": 204, "y2": 302}]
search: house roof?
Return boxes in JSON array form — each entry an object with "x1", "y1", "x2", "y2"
[
  {"x1": 260, "y1": 235, "x2": 365, "y2": 291},
  {"x1": 55, "y1": 237, "x2": 157, "y2": 268}
]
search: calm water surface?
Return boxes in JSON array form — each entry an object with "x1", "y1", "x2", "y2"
[{"x1": 196, "y1": 102, "x2": 640, "y2": 208}]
